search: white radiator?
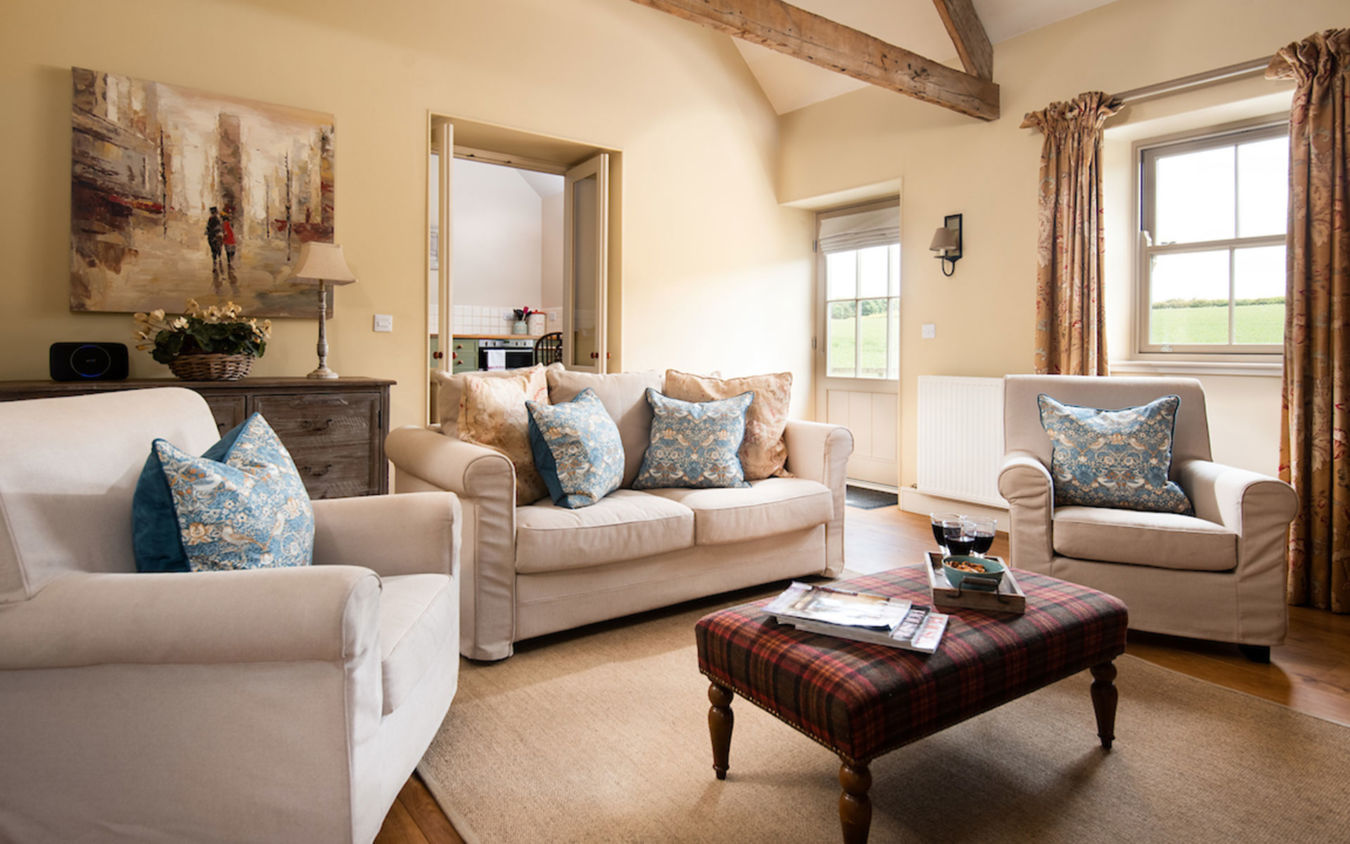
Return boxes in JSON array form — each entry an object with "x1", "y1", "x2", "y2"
[{"x1": 916, "y1": 376, "x2": 1005, "y2": 507}]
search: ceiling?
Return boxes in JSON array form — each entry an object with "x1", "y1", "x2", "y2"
[{"x1": 730, "y1": 0, "x2": 1120, "y2": 114}]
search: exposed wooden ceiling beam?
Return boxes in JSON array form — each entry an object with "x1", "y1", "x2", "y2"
[
  {"x1": 627, "y1": 0, "x2": 999, "y2": 121},
  {"x1": 931, "y1": 0, "x2": 992, "y2": 81}
]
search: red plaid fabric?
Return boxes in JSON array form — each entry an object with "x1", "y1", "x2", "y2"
[{"x1": 696, "y1": 567, "x2": 1127, "y2": 765}]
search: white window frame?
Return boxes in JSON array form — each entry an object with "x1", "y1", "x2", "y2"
[
  {"x1": 816, "y1": 198, "x2": 901, "y2": 381},
  {"x1": 1135, "y1": 119, "x2": 1288, "y2": 357}
]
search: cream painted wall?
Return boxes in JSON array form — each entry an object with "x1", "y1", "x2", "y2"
[
  {"x1": 778, "y1": 0, "x2": 1343, "y2": 484},
  {"x1": 1, "y1": 0, "x2": 815, "y2": 432},
  {"x1": 451, "y1": 159, "x2": 545, "y2": 309}
]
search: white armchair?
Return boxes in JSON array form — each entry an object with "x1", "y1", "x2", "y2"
[
  {"x1": 0, "y1": 388, "x2": 461, "y2": 843},
  {"x1": 998, "y1": 375, "x2": 1297, "y2": 661}
]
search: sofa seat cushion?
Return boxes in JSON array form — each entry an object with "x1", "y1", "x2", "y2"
[
  {"x1": 379, "y1": 573, "x2": 456, "y2": 716},
  {"x1": 1052, "y1": 506, "x2": 1236, "y2": 571},
  {"x1": 645, "y1": 478, "x2": 833, "y2": 546},
  {"x1": 515, "y1": 490, "x2": 695, "y2": 573}
]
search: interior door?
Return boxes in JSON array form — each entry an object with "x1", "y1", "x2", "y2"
[{"x1": 563, "y1": 153, "x2": 609, "y2": 373}]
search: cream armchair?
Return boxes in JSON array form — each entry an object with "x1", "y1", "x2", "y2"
[
  {"x1": 998, "y1": 375, "x2": 1297, "y2": 661},
  {"x1": 0, "y1": 388, "x2": 461, "y2": 843}
]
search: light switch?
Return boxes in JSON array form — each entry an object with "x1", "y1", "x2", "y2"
[
  {"x1": 373, "y1": 314, "x2": 394, "y2": 333},
  {"x1": 921, "y1": 323, "x2": 936, "y2": 339}
]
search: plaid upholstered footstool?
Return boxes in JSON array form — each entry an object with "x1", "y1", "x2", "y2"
[{"x1": 695, "y1": 566, "x2": 1128, "y2": 844}]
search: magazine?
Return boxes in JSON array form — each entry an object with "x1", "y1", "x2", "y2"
[
  {"x1": 764, "y1": 582, "x2": 949, "y2": 653},
  {"x1": 787, "y1": 608, "x2": 949, "y2": 654},
  {"x1": 764, "y1": 582, "x2": 912, "y2": 630}
]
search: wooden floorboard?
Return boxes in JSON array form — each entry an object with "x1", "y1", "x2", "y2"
[{"x1": 376, "y1": 503, "x2": 1350, "y2": 840}]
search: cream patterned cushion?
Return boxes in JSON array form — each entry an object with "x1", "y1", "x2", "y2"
[
  {"x1": 434, "y1": 364, "x2": 554, "y2": 437},
  {"x1": 663, "y1": 369, "x2": 792, "y2": 480},
  {"x1": 633, "y1": 389, "x2": 753, "y2": 490},
  {"x1": 459, "y1": 374, "x2": 550, "y2": 505}
]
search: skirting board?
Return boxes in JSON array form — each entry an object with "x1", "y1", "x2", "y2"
[{"x1": 899, "y1": 488, "x2": 1009, "y2": 524}]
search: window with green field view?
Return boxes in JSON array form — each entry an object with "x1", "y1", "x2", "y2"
[
  {"x1": 825, "y1": 244, "x2": 899, "y2": 379},
  {"x1": 1140, "y1": 122, "x2": 1287, "y2": 353}
]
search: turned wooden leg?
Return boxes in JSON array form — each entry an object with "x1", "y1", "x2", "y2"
[
  {"x1": 708, "y1": 683, "x2": 734, "y2": 780},
  {"x1": 1090, "y1": 661, "x2": 1118, "y2": 750},
  {"x1": 838, "y1": 760, "x2": 872, "y2": 844}
]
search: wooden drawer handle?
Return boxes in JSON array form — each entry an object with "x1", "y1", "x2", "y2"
[
  {"x1": 303, "y1": 418, "x2": 334, "y2": 433},
  {"x1": 301, "y1": 463, "x2": 334, "y2": 477}
]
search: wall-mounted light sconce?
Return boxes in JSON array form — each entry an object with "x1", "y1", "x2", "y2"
[{"x1": 929, "y1": 213, "x2": 963, "y2": 276}]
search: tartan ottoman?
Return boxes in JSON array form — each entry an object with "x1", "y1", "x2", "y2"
[{"x1": 695, "y1": 566, "x2": 1128, "y2": 844}]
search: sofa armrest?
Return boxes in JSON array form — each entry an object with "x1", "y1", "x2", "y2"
[
  {"x1": 0, "y1": 566, "x2": 380, "y2": 671},
  {"x1": 384, "y1": 425, "x2": 517, "y2": 661},
  {"x1": 385, "y1": 425, "x2": 516, "y2": 499},
  {"x1": 997, "y1": 450, "x2": 1054, "y2": 572},
  {"x1": 1176, "y1": 458, "x2": 1297, "y2": 573},
  {"x1": 313, "y1": 492, "x2": 461, "y2": 579},
  {"x1": 784, "y1": 420, "x2": 853, "y2": 576}
]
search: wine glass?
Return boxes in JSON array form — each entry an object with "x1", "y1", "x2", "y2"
[
  {"x1": 930, "y1": 512, "x2": 963, "y2": 556},
  {"x1": 968, "y1": 517, "x2": 997, "y2": 558},
  {"x1": 942, "y1": 518, "x2": 976, "y2": 557}
]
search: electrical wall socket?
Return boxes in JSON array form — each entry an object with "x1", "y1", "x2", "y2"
[
  {"x1": 373, "y1": 314, "x2": 394, "y2": 333},
  {"x1": 921, "y1": 323, "x2": 936, "y2": 339}
]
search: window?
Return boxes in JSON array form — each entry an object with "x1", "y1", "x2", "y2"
[
  {"x1": 1138, "y1": 122, "x2": 1288, "y2": 354},
  {"x1": 818, "y1": 202, "x2": 900, "y2": 379}
]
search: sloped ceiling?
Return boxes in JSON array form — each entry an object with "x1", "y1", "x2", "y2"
[{"x1": 731, "y1": 0, "x2": 1119, "y2": 114}]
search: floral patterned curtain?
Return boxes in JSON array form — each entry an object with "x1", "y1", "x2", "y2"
[
  {"x1": 1268, "y1": 30, "x2": 1350, "y2": 613},
  {"x1": 1021, "y1": 92, "x2": 1121, "y2": 376}
]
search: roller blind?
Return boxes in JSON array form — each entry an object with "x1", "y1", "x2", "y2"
[{"x1": 817, "y1": 206, "x2": 899, "y2": 253}]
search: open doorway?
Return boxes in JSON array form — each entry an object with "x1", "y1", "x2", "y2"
[
  {"x1": 426, "y1": 116, "x2": 620, "y2": 422},
  {"x1": 428, "y1": 156, "x2": 564, "y2": 375}
]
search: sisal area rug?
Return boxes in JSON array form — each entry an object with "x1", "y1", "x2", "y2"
[{"x1": 419, "y1": 586, "x2": 1350, "y2": 843}]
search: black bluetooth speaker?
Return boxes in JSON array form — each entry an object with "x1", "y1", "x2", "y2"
[{"x1": 49, "y1": 342, "x2": 130, "y2": 382}]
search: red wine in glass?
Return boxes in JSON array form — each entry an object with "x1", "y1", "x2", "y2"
[
  {"x1": 943, "y1": 521, "x2": 976, "y2": 556},
  {"x1": 970, "y1": 531, "x2": 995, "y2": 555},
  {"x1": 931, "y1": 513, "x2": 962, "y2": 555}
]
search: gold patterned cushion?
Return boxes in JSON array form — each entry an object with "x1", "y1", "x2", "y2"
[
  {"x1": 663, "y1": 369, "x2": 792, "y2": 480},
  {"x1": 434, "y1": 364, "x2": 555, "y2": 436},
  {"x1": 458, "y1": 374, "x2": 550, "y2": 505}
]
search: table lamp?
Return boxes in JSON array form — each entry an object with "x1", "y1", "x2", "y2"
[{"x1": 292, "y1": 242, "x2": 357, "y2": 379}]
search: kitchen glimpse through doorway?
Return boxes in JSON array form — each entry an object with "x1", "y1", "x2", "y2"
[{"x1": 426, "y1": 116, "x2": 620, "y2": 422}]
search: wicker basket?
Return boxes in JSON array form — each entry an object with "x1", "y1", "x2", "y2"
[{"x1": 168, "y1": 353, "x2": 254, "y2": 382}]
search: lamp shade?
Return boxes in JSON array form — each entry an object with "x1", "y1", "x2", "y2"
[
  {"x1": 293, "y1": 242, "x2": 357, "y2": 285},
  {"x1": 929, "y1": 227, "x2": 959, "y2": 253}
]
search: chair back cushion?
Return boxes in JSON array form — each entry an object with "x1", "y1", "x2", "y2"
[
  {"x1": 547, "y1": 369, "x2": 665, "y2": 488},
  {"x1": 1004, "y1": 375, "x2": 1212, "y2": 471},
  {"x1": 0, "y1": 388, "x2": 220, "y2": 603}
]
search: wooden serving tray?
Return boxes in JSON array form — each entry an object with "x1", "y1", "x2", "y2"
[{"x1": 924, "y1": 552, "x2": 1027, "y2": 615}]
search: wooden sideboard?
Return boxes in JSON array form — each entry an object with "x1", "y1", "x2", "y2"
[{"x1": 0, "y1": 377, "x2": 395, "y2": 499}]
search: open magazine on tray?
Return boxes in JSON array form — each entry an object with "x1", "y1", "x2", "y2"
[{"x1": 764, "y1": 582, "x2": 949, "y2": 653}]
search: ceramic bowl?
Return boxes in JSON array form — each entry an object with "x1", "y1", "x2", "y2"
[{"x1": 942, "y1": 555, "x2": 1006, "y2": 591}]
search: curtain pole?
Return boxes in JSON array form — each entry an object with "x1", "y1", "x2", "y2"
[{"x1": 1112, "y1": 57, "x2": 1273, "y2": 105}]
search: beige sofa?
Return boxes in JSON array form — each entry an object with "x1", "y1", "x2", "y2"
[
  {"x1": 0, "y1": 389, "x2": 462, "y2": 843},
  {"x1": 386, "y1": 368, "x2": 853, "y2": 661},
  {"x1": 998, "y1": 375, "x2": 1297, "y2": 660}
]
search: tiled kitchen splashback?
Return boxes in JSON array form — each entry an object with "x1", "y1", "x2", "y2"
[{"x1": 451, "y1": 305, "x2": 562, "y2": 335}]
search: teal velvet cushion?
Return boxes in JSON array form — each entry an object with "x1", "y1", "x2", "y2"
[
  {"x1": 526, "y1": 388, "x2": 624, "y2": 509},
  {"x1": 1037, "y1": 394, "x2": 1194, "y2": 515},
  {"x1": 132, "y1": 413, "x2": 315, "y2": 572},
  {"x1": 632, "y1": 389, "x2": 753, "y2": 490}
]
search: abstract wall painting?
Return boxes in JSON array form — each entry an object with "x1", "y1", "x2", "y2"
[{"x1": 70, "y1": 67, "x2": 335, "y2": 317}]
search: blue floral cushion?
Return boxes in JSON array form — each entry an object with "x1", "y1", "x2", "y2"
[
  {"x1": 132, "y1": 414, "x2": 314, "y2": 572},
  {"x1": 1037, "y1": 394, "x2": 1194, "y2": 515},
  {"x1": 632, "y1": 389, "x2": 753, "y2": 490},
  {"x1": 526, "y1": 388, "x2": 624, "y2": 509}
]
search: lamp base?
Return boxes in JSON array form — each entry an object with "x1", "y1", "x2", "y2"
[{"x1": 307, "y1": 366, "x2": 340, "y2": 380}]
